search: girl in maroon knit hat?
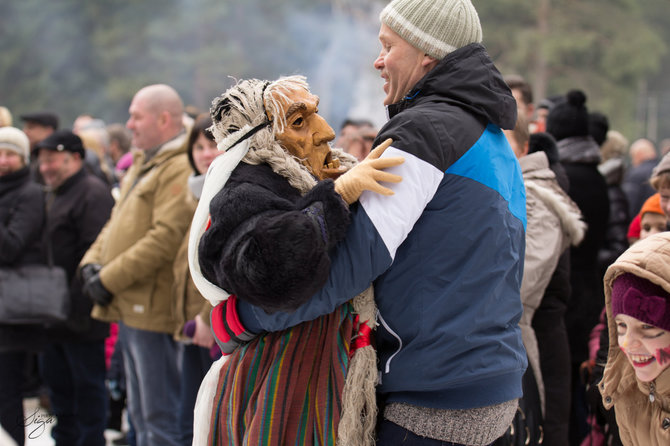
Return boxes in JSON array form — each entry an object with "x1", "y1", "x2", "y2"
[{"x1": 600, "y1": 232, "x2": 670, "y2": 445}]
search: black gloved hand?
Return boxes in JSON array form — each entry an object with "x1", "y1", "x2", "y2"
[
  {"x1": 80, "y1": 263, "x2": 102, "y2": 284},
  {"x1": 83, "y1": 272, "x2": 113, "y2": 307}
]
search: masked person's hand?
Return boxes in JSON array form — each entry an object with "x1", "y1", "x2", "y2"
[
  {"x1": 83, "y1": 270, "x2": 113, "y2": 306},
  {"x1": 334, "y1": 138, "x2": 404, "y2": 204}
]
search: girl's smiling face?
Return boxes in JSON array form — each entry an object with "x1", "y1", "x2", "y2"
[{"x1": 616, "y1": 313, "x2": 670, "y2": 382}]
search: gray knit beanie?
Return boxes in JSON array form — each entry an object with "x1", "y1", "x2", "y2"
[
  {"x1": 0, "y1": 126, "x2": 30, "y2": 164},
  {"x1": 380, "y1": 0, "x2": 482, "y2": 60}
]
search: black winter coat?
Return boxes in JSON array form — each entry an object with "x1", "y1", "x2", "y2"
[
  {"x1": 45, "y1": 168, "x2": 113, "y2": 341},
  {"x1": 0, "y1": 166, "x2": 47, "y2": 352},
  {"x1": 559, "y1": 139, "x2": 610, "y2": 364},
  {"x1": 199, "y1": 162, "x2": 350, "y2": 313}
]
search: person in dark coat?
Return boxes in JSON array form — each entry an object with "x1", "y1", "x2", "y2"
[
  {"x1": 622, "y1": 138, "x2": 658, "y2": 218},
  {"x1": 35, "y1": 130, "x2": 114, "y2": 446},
  {"x1": 0, "y1": 127, "x2": 46, "y2": 446},
  {"x1": 527, "y1": 131, "x2": 575, "y2": 446},
  {"x1": 546, "y1": 89, "x2": 610, "y2": 445}
]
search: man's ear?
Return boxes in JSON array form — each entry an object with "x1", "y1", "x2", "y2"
[
  {"x1": 422, "y1": 54, "x2": 438, "y2": 69},
  {"x1": 522, "y1": 141, "x2": 529, "y2": 157}
]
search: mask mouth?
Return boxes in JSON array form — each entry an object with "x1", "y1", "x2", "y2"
[{"x1": 319, "y1": 150, "x2": 345, "y2": 180}]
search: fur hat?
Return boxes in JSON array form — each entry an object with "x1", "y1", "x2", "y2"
[
  {"x1": 34, "y1": 129, "x2": 85, "y2": 158},
  {"x1": 546, "y1": 90, "x2": 590, "y2": 142},
  {"x1": 0, "y1": 127, "x2": 30, "y2": 164},
  {"x1": 612, "y1": 272, "x2": 670, "y2": 332},
  {"x1": 379, "y1": 0, "x2": 482, "y2": 60}
]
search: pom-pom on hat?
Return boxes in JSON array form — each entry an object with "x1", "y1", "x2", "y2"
[
  {"x1": 379, "y1": 0, "x2": 482, "y2": 60},
  {"x1": 612, "y1": 273, "x2": 670, "y2": 332},
  {"x1": 546, "y1": 90, "x2": 590, "y2": 142},
  {"x1": 0, "y1": 127, "x2": 30, "y2": 164}
]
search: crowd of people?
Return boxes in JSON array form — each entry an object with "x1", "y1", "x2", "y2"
[{"x1": 2, "y1": 0, "x2": 670, "y2": 446}]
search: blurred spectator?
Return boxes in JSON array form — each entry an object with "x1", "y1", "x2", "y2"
[
  {"x1": 0, "y1": 127, "x2": 46, "y2": 446},
  {"x1": 546, "y1": 89, "x2": 610, "y2": 445},
  {"x1": 80, "y1": 84, "x2": 193, "y2": 446},
  {"x1": 106, "y1": 123, "x2": 132, "y2": 164},
  {"x1": 335, "y1": 118, "x2": 377, "y2": 161},
  {"x1": 173, "y1": 114, "x2": 220, "y2": 446},
  {"x1": 650, "y1": 151, "x2": 670, "y2": 221},
  {"x1": 637, "y1": 193, "x2": 667, "y2": 239},
  {"x1": 600, "y1": 130, "x2": 629, "y2": 163},
  {"x1": 596, "y1": 122, "x2": 630, "y2": 281},
  {"x1": 20, "y1": 111, "x2": 58, "y2": 151},
  {"x1": 504, "y1": 74, "x2": 535, "y2": 121},
  {"x1": 36, "y1": 129, "x2": 114, "y2": 446},
  {"x1": 622, "y1": 138, "x2": 658, "y2": 218},
  {"x1": 587, "y1": 112, "x2": 609, "y2": 147},
  {"x1": 0, "y1": 106, "x2": 13, "y2": 127}
]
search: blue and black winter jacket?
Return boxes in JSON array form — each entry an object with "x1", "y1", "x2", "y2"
[{"x1": 239, "y1": 43, "x2": 528, "y2": 410}]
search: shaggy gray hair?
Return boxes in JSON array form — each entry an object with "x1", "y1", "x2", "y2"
[{"x1": 209, "y1": 75, "x2": 356, "y2": 194}]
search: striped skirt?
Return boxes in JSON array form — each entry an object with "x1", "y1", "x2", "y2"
[{"x1": 208, "y1": 303, "x2": 354, "y2": 446}]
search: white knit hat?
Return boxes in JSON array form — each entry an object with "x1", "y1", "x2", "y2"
[
  {"x1": 0, "y1": 126, "x2": 30, "y2": 164},
  {"x1": 380, "y1": 0, "x2": 482, "y2": 60}
]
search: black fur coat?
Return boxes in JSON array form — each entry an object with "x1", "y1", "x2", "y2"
[{"x1": 198, "y1": 162, "x2": 350, "y2": 313}]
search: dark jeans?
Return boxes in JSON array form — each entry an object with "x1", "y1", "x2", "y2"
[
  {"x1": 118, "y1": 322, "x2": 180, "y2": 446},
  {"x1": 177, "y1": 343, "x2": 213, "y2": 446},
  {"x1": 377, "y1": 419, "x2": 492, "y2": 446},
  {"x1": 39, "y1": 340, "x2": 107, "y2": 446},
  {"x1": 0, "y1": 350, "x2": 27, "y2": 446}
]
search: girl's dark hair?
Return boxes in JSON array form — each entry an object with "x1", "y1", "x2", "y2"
[{"x1": 187, "y1": 113, "x2": 215, "y2": 173}]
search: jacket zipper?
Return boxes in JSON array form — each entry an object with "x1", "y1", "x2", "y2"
[{"x1": 377, "y1": 310, "x2": 403, "y2": 374}]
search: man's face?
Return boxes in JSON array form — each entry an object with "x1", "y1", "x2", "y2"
[
  {"x1": 38, "y1": 150, "x2": 77, "y2": 188},
  {"x1": 126, "y1": 95, "x2": 163, "y2": 150},
  {"x1": 272, "y1": 88, "x2": 338, "y2": 180},
  {"x1": 22, "y1": 122, "x2": 54, "y2": 148},
  {"x1": 374, "y1": 23, "x2": 434, "y2": 106}
]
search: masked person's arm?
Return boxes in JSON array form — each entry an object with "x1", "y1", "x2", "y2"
[{"x1": 233, "y1": 136, "x2": 442, "y2": 334}]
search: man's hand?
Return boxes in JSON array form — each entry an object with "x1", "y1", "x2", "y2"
[
  {"x1": 192, "y1": 314, "x2": 215, "y2": 348},
  {"x1": 334, "y1": 138, "x2": 404, "y2": 204},
  {"x1": 83, "y1": 271, "x2": 113, "y2": 306}
]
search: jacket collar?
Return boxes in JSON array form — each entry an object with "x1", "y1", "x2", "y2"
[
  {"x1": 134, "y1": 131, "x2": 188, "y2": 175},
  {"x1": 0, "y1": 166, "x2": 31, "y2": 196},
  {"x1": 52, "y1": 167, "x2": 87, "y2": 195}
]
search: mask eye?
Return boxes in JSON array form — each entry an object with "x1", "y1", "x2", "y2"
[{"x1": 292, "y1": 117, "x2": 304, "y2": 127}]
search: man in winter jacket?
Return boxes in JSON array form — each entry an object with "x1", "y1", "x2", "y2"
[
  {"x1": 80, "y1": 84, "x2": 192, "y2": 446},
  {"x1": 225, "y1": 0, "x2": 528, "y2": 444},
  {"x1": 36, "y1": 130, "x2": 114, "y2": 446}
]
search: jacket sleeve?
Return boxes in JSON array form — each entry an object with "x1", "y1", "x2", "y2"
[
  {"x1": 198, "y1": 178, "x2": 350, "y2": 313},
  {"x1": 0, "y1": 185, "x2": 44, "y2": 265},
  {"x1": 98, "y1": 160, "x2": 193, "y2": 293},
  {"x1": 237, "y1": 145, "x2": 444, "y2": 332}
]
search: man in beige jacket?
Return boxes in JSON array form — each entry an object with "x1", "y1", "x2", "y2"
[{"x1": 80, "y1": 84, "x2": 192, "y2": 446}]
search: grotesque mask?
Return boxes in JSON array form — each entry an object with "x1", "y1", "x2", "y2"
[{"x1": 268, "y1": 88, "x2": 344, "y2": 180}]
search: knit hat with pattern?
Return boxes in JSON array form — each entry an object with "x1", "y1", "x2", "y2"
[
  {"x1": 612, "y1": 273, "x2": 670, "y2": 332},
  {"x1": 380, "y1": 0, "x2": 482, "y2": 60}
]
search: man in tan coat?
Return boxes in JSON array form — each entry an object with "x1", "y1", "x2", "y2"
[{"x1": 80, "y1": 84, "x2": 192, "y2": 446}]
